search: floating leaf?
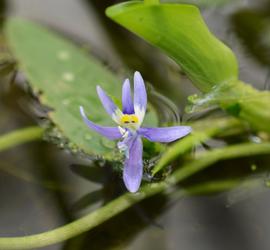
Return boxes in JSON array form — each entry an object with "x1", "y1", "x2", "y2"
[
  {"x1": 5, "y1": 18, "x2": 157, "y2": 159},
  {"x1": 106, "y1": 2, "x2": 238, "y2": 93}
]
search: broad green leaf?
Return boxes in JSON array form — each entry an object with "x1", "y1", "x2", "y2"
[
  {"x1": 106, "y1": 2, "x2": 238, "y2": 93},
  {"x1": 5, "y1": 18, "x2": 156, "y2": 159}
]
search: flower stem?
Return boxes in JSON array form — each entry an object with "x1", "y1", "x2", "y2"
[
  {"x1": 0, "y1": 126, "x2": 44, "y2": 152},
  {"x1": 152, "y1": 117, "x2": 247, "y2": 175},
  {"x1": 0, "y1": 142, "x2": 269, "y2": 249},
  {"x1": 168, "y1": 142, "x2": 270, "y2": 186}
]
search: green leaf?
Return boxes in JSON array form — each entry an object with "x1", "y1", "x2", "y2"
[
  {"x1": 107, "y1": 2, "x2": 270, "y2": 133},
  {"x1": 106, "y1": 2, "x2": 238, "y2": 93},
  {"x1": 5, "y1": 18, "x2": 156, "y2": 159}
]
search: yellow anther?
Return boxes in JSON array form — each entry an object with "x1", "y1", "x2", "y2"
[
  {"x1": 121, "y1": 115, "x2": 130, "y2": 124},
  {"x1": 130, "y1": 114, "x2": 139, "y2": 123},
  {"x1": 120, "y1": 114, "x2": 139, "y2": 124}
]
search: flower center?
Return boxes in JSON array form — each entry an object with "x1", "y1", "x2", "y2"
[{"x1": 120, "y1": 114, "x2": 139, "y2": 124}]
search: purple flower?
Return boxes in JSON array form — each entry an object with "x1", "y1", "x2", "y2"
[{"x1": 80, "y1": 71, "x2": 192, "y2": 193}]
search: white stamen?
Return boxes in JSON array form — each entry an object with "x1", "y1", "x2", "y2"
[
  {"x1": 118, "y1": 126, "x2": 126, "y2": 135},
  {"x1": 118, "y1": 126, "x2": 129, "y2": 138}
]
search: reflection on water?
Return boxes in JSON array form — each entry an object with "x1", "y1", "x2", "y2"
[{"x1": 0, "y1": 0, "x2": 270, "y2": 249}]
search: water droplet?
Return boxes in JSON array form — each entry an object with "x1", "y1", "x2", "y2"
[
  {"x1": 62, "y1": 99, "x2": 70, "y2": 106},
  {"x1": 57, "y1": 50, "x2": 70, "y2": 61},
  {"x1": 95, "y1": 156, "x2": 106, "y2": 167},
  {"x1": 53, "y1": 130, "x2": 62, "y2": 139},
  {"x1": 187, "y1": 94, "x2": 199, "y2": 103},
  {"x1": 265, "y1": 180, "x2": 270, "y2": 187},
  {"x1": 100, "y1": 137, "x2": 115, "y2": 149},
  {"x1": 62, "y1": 72, "x2": 75, "y2": 82},
  {"x1": 250, "y1": 164, "x2": 257, "y2": 171},
  {"x1": 185, "y1": 105, "x2": 194, "y2": 114},
  {"x1": 73, "y1": 148, "x2": 78, "y2": 154},
  {"x1": 84, "y1": 134, "x2": 92, "y2": 141},
  {"x1": 66, "y1": 142, "x2": 78, "y2": 153},
  {"x1": 249, "y1": 135, "x2": 262, "y2": 143},
  {"x1": 71, "y1": 146, "x2": 78, "y2": 154},
  {"x1": 145, "y1": 173, "x2": 153, "y2": 181}
]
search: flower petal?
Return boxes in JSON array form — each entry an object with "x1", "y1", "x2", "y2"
[
  {"x1": 123, "y1": 135, "x2": 143, "y2": 193},
  {"x1": 80, "y1": 106, "x2": 122, "y2": 140},
  {"x1": 138, "y1": 126, "x2": 192, "y2": 143},
  {"x1": 134, "y1": 71, "x2": 147, "y2": 124},
  {"x1": 122, "y1": 79, "x2": 134, "y2": 114},
  {"x1": 96, "y1": 85, "x2": 123, "y2": 123}
]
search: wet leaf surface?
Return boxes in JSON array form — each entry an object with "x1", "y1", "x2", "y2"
[{"x1": 5, "y1": 18, "x2": 157, "y2": 159}]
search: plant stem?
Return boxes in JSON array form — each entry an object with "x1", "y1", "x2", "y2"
[
  {"x1": 152, "y1": 117, "x2": 246, "y2": 175},
  {"x1": 0, "y1": 142, "x2": 269, "y2": 249},
  {"x1": 0, "y1": 182, "x2": 166, "y2": 250},
  {"x1": 168, "y1": 142, "x2": 270, "y2": 185},
  {"x1": 0, "y1": 126, "x2": 44, "y2": 152}
]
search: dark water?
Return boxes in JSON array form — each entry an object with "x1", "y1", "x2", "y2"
[{"x1": 1, "y1": 0, "x2": 270, "y2": 249}]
